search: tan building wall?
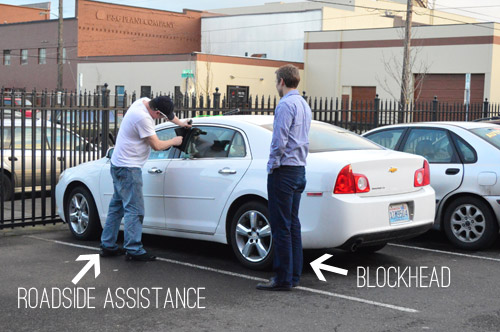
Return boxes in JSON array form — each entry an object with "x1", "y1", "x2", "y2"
[
  {"x1": 304, "y1": 23, "x2": 500, "y2": 102},
  {"x1": 77, "y1": 53, "x2": 304, "y2": 104},
  {"x1": 0, "y1": 3, "x2": 50, "y2": 24},
  {"x1": 77, "y1": 0, "x2": 202, "y2": 57},
  {"x1": 194, "y1": 54, "x2": 304, "y2": 103}
]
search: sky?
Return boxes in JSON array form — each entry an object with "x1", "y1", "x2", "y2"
[{"x1": 1, "y1": 0, "x2": 500, "y2": 23}]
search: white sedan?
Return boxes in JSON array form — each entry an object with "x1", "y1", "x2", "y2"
[{"x1": 56, "y1": 116, "x2": 435, "y2": 269}]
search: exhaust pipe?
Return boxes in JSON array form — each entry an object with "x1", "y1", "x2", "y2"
[{"x1": 350, "y1": 239, "x2": 363, "y2": 252}]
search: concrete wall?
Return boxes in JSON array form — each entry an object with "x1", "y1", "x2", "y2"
[
  {"x1": 202, "y1": 10, "x2": 322, "y2": 62},
  {"x1": 77, "y1": 53, "x2": 304, "y2": 104},
  {"x1": 304, "y1": 23, "x2": 499, "y2": 102},
  {"x1": 0, "y1": 19, "x2": 78, "y2": 91}
]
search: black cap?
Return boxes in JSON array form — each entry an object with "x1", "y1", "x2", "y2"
[{"x1": 150, "y1": 96, "x2": 175, "y2": 120}]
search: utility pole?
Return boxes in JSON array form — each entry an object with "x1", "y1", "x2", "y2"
[
  {"x1": 57, "y1": 0, "x2": 63, "y2": 91},
  {"x1": 399, "y1": 0, "x2": 413, "y2": 114}
]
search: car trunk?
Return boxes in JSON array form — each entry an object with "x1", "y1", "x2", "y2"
[{"x1": 311, "y1": 150, "x2": 425, "y2": 197}]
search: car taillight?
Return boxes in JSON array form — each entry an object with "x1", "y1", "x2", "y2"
[
  {"x1": 334, "y1": 165, "x2": 370, "y2": 194},
  {"x1": 414, "y1": 160, "x2": 430, "y2": 187}
]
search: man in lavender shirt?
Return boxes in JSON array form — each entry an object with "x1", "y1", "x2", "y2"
[{"x1": 257, "y1": 64, "x2": 312, "y2": 291}]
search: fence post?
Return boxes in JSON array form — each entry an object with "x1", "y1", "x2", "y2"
[
  {"x1": 101, "y1": 83, "x2": 109, "y2": 157},
  {"x1": 483, "y1": 98, "x2": 489, "y2": 119},
  {"x1": 213, "y1": 87, "x2": 221, "y2": 109},
  {"x1": 374, "y1": 94, "x2": 380, "y2": 128},
  {"x1": 302, "y1": 91, "x2": 307, "y2": 101},
  {"x1": 432, "y1": 96, "x2": 438, "y2": 121}
]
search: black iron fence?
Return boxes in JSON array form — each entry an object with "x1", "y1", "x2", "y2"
[{"x1": 1, "y1": 87, "x2": 499, "y2": 228}]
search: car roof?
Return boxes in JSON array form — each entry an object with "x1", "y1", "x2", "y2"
[
  {"x1": 370, "y1": 121, "x2": 500, "y2": 131},
  {"x1": 156, "y1": 115, "x2": 276, "y2": 130}
]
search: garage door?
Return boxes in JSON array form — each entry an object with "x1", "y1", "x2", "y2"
[{"x1": 414, "y1": 74, "x2": 484, "y2": 103}]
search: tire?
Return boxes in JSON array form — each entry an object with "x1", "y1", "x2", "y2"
[
  {"x1": 0, "y1": 173, "x2": 12, "y2": 201},
  {"x1": 65, "y1": 186, "x2": 101, "y2": 240},
  {"x1": 357, "y1": 242, "x2": 387, "y2": 253},
  {"x1": 229, "y1": 201, "x2": 274, "y2": 270},
  {"x1": 443, "y1": 196, "x2": 498, "y2": 250}
]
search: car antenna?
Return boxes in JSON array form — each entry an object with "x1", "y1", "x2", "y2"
[{"x1": 223, "y1": 108, "x2": 240, "y2": 116}]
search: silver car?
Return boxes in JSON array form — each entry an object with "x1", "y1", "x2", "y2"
[
  {"x1": 363, "y1": 122, "x2": 500, "y2": 250},
  {"x1": 1, "y1": 118, "x2": 94, "y2": 200}
]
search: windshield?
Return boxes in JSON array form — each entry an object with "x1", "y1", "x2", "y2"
[
  {"x1": 469, "y1": 127, "x2": 500, "y2": 150},
  {"x1": 261, "y1": 122, "x2": 381, "y2": 152}
]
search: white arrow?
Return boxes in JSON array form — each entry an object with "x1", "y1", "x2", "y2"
[
  {"x1": 310, "y1": 254, "x2": 348, "y2": 281},
  {"x1": 72, "y1": 254, "x2": 101, "y2": 285}
]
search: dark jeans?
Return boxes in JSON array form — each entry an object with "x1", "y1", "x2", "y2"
[
  {"x1": 267, "y1": 166, "x2": 306, "y2": 287},
  {"x1": 101, "y1": 165, "x2": 146, "y2": 255}
]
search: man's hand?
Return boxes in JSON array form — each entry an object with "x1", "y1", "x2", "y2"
[
  {"x1": 171, "y1": 136, "x2": 183, "y2": 146},
  {"x1": 183, "y1": 119, "x2": 193, "y2": 128}
]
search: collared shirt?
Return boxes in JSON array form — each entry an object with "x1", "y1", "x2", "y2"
[{"x1": 267, "y1": 90, "x2": 312, "y2": 174}]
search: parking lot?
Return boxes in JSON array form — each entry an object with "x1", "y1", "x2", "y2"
[{"x1": 2, "y1": 221, "x2": 500, "y2": 332}]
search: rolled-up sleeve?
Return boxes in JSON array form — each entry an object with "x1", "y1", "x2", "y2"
[{"x1": 267, "y1": 104, "x2": 294, "y2": 173}]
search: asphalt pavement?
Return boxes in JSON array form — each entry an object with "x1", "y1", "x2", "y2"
[{"x1": 1, "y1": 223, "x2": 500, "y2": 332}]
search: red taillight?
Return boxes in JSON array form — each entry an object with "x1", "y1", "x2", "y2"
[
  {"x1": 414, "y1": 160, "x2": 430, "y2": 187},
  {"x1": 334, "y1": 165, "x2": 370, "y2": 194}
]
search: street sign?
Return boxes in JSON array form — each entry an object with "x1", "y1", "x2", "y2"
[{"x1": 182, "y1": 69, "x2": 194, "y2": 78}]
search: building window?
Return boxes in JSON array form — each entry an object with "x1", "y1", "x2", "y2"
[
  {"x1": 115, "y1": 85, "x2": 125, "y2": 107},
  {"x1": 38, "y1": 48, "x2": 46, "y2": 64},
  {"x1": 62, "y1": 48, "x2": 67, "y2": 64},
  {"x1": 20, "y1": 49, "x2": 28, "y2": 65},
  {"x1": 3, "y1": 50, "x2": 10, "y2": 66}
]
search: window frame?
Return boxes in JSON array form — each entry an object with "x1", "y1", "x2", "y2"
[
  {"x1": 3, "y1": 50, "x2": 11, "y2": 66},
  {"x1": 38, "y1": 48, "x2": 46, "y2": 65},
  {"x1": 20, "y1": 49, "x2": 28, "y2": 65}
]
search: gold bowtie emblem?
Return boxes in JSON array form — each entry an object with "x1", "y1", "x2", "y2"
[{"x1": 389, "y1": 167, "x2": 398, "y2": 173}]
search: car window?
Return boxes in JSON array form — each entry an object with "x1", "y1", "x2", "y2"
[
  {"x1": 149, "y1": 127, "x2": 177, "y2": 160},
  {"x1": 261, "y1": 122, "x2": 381, "y2": 152},
  {"x1": 453, "y1": 135, "x2": 476, "y2": 163},
  {"x1": 47, "y1": 128, "x2": 88, "y2": 151},
  {"x1": 402, "y1": 128, "x2": 456, "y2": 163},
  {"x1": 9, "y1": 127, "x2": 45, "y2": 150},
  {"x1": 228, "y1": 131, "x2": 246, "y2": 158},
  {"x1": 469, "y1": 127, "x2": 500, "y2": 151},
  {"x1": 182, "y1": 126, "x2": 236, "y2": 159},
  {"x1": 364, "y1": 128, "x2": 405, "y2": 149}
]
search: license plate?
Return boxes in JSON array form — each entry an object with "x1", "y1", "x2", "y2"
[{"x1": 389, "y1": 203, "x2": 410, "y2": 224}]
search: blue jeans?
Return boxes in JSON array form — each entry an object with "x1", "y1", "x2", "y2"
[
  {"x1": 100, "y1": 165, "x2": 146, "y2": 255},
  {"x1": 267, "y1": 166, "x2": 306, "y2": 287}
]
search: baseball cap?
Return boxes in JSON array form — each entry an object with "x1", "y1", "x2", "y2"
[{"x1": 150, "y1": 95, "x2": 175, "y2": 120}]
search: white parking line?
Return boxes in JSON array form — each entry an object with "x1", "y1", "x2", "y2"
[
  {"x1": 26, "y1": 235, "x2": 419, "y2": 313},
  {"x1": 388, "y1": 243, "x2": 500, "y2": 262}
]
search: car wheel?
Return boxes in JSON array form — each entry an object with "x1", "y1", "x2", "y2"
[
  {"x1": 230, "y1": 201, "x2": 274, "y2": 270},
  {"x1": 65, "y1": 186, "x2": 101, "y2": 240},
  {"x1": 0, "y1": 173, "x2": 12, "y2": 201},
  {"x1": 357, "y1": 242, "x2": 387, "y2": 253},
  {"x1": 443, "y1": 196, "x2": 498, "y2": 250}
]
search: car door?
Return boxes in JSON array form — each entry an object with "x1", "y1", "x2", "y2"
[
  {"x1": 400, "y1": 127, "x2": 463, "y2": 205},
  {"x1": 163, "y1": 125, "x2": 251, "y2": 234},
  {"x1": 99, "y1": 126, "x2": 177, "y2": 229}
]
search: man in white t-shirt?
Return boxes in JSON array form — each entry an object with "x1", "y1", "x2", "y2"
[{"x1": 100, "y1": 95, "x2": 191, "y2": 261}]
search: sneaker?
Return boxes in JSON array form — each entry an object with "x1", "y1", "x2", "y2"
[
  {"x1": 100, "y1": 247, "x2": 126, "y2": 257},
  {"x1": 125, "y1": 252, "x2": 157, "y2": 261}
]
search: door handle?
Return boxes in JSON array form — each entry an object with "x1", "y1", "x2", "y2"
[
  {"x1": 219, "y1": 168, "x2": 237, "y2": 175},
  {"x1": 445, "y1": 168, "x2": 460, "y2": 175},
  {"x1": 148, "y1": 167, "x2": 163, "y2": 174},
  {"x1": 8, "y1": 156, "x2": 17, "y2": 161}
]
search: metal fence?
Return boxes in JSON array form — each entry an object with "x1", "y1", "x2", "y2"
[{"x1": 1, "y1": 87, "x2": 499, "y2": 228}]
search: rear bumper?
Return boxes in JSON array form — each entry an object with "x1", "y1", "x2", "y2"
[
  {"x1": 300, "y1": 186, "x2": 436, "y2": 249},
  {"x1": 338, "y1": 223, "x2": 433, "y2": 250}
]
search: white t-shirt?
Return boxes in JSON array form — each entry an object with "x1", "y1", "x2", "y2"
[{"x1": 111, "y1": 98, "x2": 156, "y2": 168}]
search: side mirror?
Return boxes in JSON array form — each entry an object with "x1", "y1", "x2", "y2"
[{"x1": 106, "y1": 147, "x2": 114, "y2": 159}]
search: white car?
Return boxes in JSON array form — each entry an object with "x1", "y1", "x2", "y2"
[
  {"x1": 56, "y1": 116, "x2": 435, "y2": 269},
  {"x1": 364, "y1": 122, "x2": 500, "y2": 250}
]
